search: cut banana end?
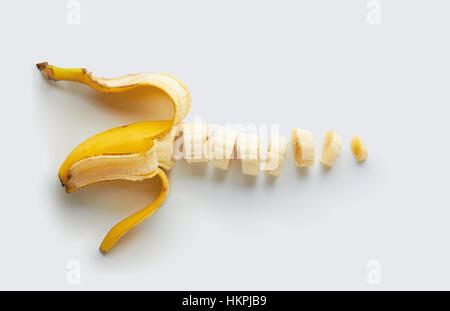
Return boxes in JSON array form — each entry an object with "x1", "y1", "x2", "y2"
[
  {"x1": 320, "y1": 130, "x2": 343, "y2": 167},
  {"x1": 237, "y1": 133, "x2": 260, "y2": 176},
  {"x1": 210, "y1": 127, "x2": 237, "y2": 170},
  {"x1": 264, "y1": 135, "x2": 288, "y2": 176},
  {"x1": 291, "y1": 128, "x2": 315, "y2": 167},
  {"x1": 183, "y1": 122, "x2": 210, "y2": 163},
  {"x1": 154, "y1": 124, "x2": 183, "y2": 170},
  {"x1": 350, "y1": 136, "x2": 368, "y2": 162}
]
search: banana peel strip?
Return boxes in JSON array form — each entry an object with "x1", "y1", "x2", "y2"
[
  {"x1": 99, "y1": 168, "x2": 170, "y2": 253},
  {"x1": 37, "y1": 63, "x2": 191, "y2": 252}
]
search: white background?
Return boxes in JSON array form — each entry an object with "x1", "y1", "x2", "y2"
[{"x1": 1, "y1": 0, "x2": 449, "y2": 290}]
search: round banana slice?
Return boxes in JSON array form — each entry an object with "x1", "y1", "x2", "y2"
[
  {"x1": 237, "y1": 133, "x2": 260, "y2": 176},
  {"x1": 350, "y1": 135, "x2": 368, "y2": 162},
  {"x1": 183, "y1": 122, "x2": 210, "y2": 163},
  {"x1": 320, "y1": 130, "x2": 343, "y2": 167},
  {"x1": 210, "y1": 127, "x2": 237, "y2": 170},
  {"x1": 264, "y1": 134, "x2": 288, "y2": 176},
  {"x1": 291, "y1": 128, "x2": 315, "y2": 167}
]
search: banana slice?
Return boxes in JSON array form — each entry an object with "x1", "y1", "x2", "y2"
[
  {"x1": 237, "y1": 133, "x2": 260, "y2": 175},
  {"x1": 350, "y1": 135, "x2": 368, "y2": 162},
  {"x1": 264, "y1": 134, "x2": 288, "y2": 176},
  {"x1": 320, "y1": 130, "x2": 343, "y2": 167},
  {"x1": 210, "y1": 127, "x2": 237, "y2": 170},
  {"x1": 183, "y1": 122, "x2": 210, "y2": 163},
  {"x1": 291, "y1": 128, "x2": 315, "y2": 167},
  {"x1": 154, "y1": 135, "x2": 175, "y2": 170}
]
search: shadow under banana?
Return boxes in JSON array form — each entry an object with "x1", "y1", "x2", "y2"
[{"x1": 37, "y1": 62, "x2": 191, "y2": 253}]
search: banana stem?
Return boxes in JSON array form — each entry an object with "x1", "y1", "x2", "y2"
[
  {"x1": 99, "y1": 168, "x2": 170, "y2": 253},
  {"x1": 36, "y1": 62, "x2": 89, "y2": 84}
]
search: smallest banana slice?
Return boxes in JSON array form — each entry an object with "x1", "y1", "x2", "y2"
[
  {"x1": 291, "y1": 129, "x2": 315, "y2": 167},
  {"x1": 320, "y1": 130, "x2": 342, "y2": 167},
  {"x1": 183, "y1": 122, "x2": 210, "y2": 163},
  {"x1": 350, "y1": 136, "x2": 368, "y2": 162}
]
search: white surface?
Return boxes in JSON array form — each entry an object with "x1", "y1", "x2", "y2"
[{"x1": 1, "y1": 0, "x2": 450, "y2": 290}]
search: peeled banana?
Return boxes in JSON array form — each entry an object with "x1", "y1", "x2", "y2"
[
  {"x1": 38, "y1": 62, "x2": 191, "y2": 252},
  {"x1": 320, "y1": 130, "x2": 343, "y2": 167},
  {"x1": 291, "y1": 128, "x2": 315, "y2": 167},
  {"x1": 350, "y1": 136, "x2": 368, "y2": 162}
]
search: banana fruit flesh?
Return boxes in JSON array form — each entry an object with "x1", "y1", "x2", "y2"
[
  {"x1": 264, "y1": 134, "x2": 288, "y2": 176},
  {"x1": 320, "y1": 130, "x2": 343, "y2": 167},
  {"x1": 210, "y1": 127, "x2": 237, "y2": 170},
  {"x1": 291, "y1": 129, "x2": 315, "y2": 167},
  {"x1": 38, "y1": 63, "x2": 191, "y2": 253},
  {"x1": 350, "y1": 136, "x2": 368, "y2": 162}
]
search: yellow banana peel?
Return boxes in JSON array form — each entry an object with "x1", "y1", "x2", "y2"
[{"x1": 37, "y1": 62, "x2": 191, "y2": 253}]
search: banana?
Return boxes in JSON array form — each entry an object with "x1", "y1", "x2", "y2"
[
  {"x1": 183, "y1": 122, "x2": 210, "y2": 163},
  {"x1": 291, "y1": 129, "x2": 315, "y2": 167},
  {"x1": 350, "y1": 135, "x2": 368, "y2": 162},
  {"x1": 210, "y1": 127, "x2": 237, "y2": 170},
  {"x1": 264, "y1": 134, "x2": 288, "y2": 176},
  {"x1": 320, "y1": 130, "x2": 343, "y2": 167},
  {"x1": 37, "y1": 63, "x2": 191, "y2": 252},
  {"x1": 237, "y1": 133, "x2": 260, "y2": 175},
  {"x1": 38, "y1": 62, "x2": 369, "y2": 253}
]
